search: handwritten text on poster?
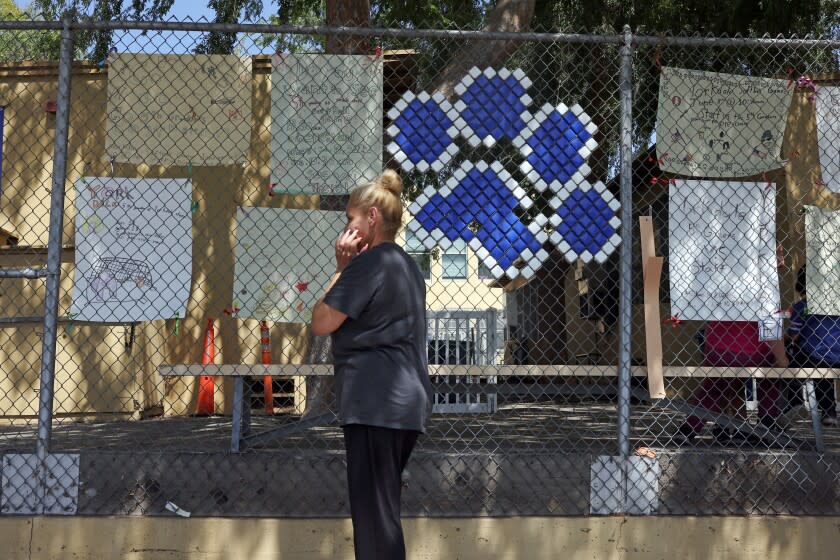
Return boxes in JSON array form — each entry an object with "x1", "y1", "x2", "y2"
[
  {"x1": 106, "y1": 54, "x2": 252, "y2": 165},
  {"x1": 271, "y1": 54, "x2": 382, "y2": 195},
  {"x1": 656, "y1": 67, "x2": 792, "y2": 177},
  {"x1": 669, "y1": 180, "x2": 779, "y2": 321},
  {"x1": 71, "y1": 177, "x2": 193, "y2": 322},
  {"x1": 815, "y1": 86, "x2": 840, "y2": 194}
]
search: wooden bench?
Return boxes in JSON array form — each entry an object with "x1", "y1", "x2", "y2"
[{"x1": 158, "y1": 364, "x2": 837, "y2": 452}]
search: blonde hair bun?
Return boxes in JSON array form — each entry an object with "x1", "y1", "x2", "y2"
[
  {"x1": 349, "y1": 169, "x2": 405, "y2": 240},
  {"x1": 379, "y1": 169, "x2": 403, "y2": 197}
]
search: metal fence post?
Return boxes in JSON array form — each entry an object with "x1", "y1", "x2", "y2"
[
  {"x1": 35, "y1": 14, "x2": 74, "y2": 462},
  {"x1": 617, "y1": 25, "x2": 634, "y2": 459}
]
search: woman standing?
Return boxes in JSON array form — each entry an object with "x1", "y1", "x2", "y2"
[{"x1": 311, "y1": 169, "x2": 433, "y2": 560}]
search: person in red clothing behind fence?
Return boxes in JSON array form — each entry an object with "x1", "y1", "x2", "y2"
[{"x1": 678, "y1": 320, "x2": 788, "y2": 442}]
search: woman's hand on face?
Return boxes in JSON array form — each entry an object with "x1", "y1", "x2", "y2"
[{"x1": 335, "y1": 228, "x2": 368, "y2": 272}]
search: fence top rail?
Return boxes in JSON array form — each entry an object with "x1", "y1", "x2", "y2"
[
  {"x1": 67, "y1": 20, "x2": 625, "y2": 44},
  {"x1": 631, "y1": 33, "x2": 840, "y2": 49},
  {"x1": 0, "y1": 20, "x2": 64, "y2": 31},
  {"x1": 4, "y1": 19, "x2": 838, "y2": 48},
  {"x1": 158, "y1": 363, "x2": 839, "y2": 379}
]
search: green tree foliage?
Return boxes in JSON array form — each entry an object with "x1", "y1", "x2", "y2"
[
  {"x1": 194, "y1": 0, "x2": 265, "y2": 54},
  {"x1": 538, "y1": 0, "x2": 834, "y2": 36},
  {"x1": 247, "y1": 0, "x2": 493, "y2": 54},
  {"x1": 0, "y1": 0, "x2": 62, "y2": 62},
  {"x1": 29, "y1": 0, "x2": 175, "y2": 62}
]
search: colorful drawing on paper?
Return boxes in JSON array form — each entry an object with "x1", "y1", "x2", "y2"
[
  {"x1": 804, "y1": 205, "x2": 840, "y2": 315},
  {"x1": 271, "y1": 54, "x2": 383, "y2": 195},
  {"x1": 390, "y1": 67, "x2": 620, "y2": 280},
  {"x1": 669, "y1": 179, "x2": 779, "y2": 321},
  {"x1": 815, "y1": 86, "x2": 840, "y2": 194},
  {"x1": 233, "y1": 208, "x2": 345, "y2": 322},
  {"x1": 71, "y1": 177, "x2": 193, "y2": 322},
  {"x1": 106, "y1": 54, "x2": 252, "y2": 165},
  {"x1": 656, "y1": 67, "x2": 793, "y2": 177}
]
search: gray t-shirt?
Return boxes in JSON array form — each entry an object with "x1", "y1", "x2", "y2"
[{"x1": 324, "y1": 242, "x2": 433, "y2": 432}]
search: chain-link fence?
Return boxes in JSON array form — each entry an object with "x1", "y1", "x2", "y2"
[{"x1": 0, "y1": 16, "x2": 839, "y2": 518}]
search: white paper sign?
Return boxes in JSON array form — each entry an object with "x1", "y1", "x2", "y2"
[
  {"x1": 669, "y1": 180, "x2": 779, "y2": 321},
  {"x1": 805, "y1": 205, "x2": 840, "y2": 315},
  {"x1": 232, "y1": 208, "x2": 345, "y2": 323},
  {"x1": 815, "y1": 86, "x2": 840, "y2": 194},
  {"x1": 656, "y1": 67, "x2": 793, "y2": 177},
  {"x1": 71, "y1": 177, "x2": 193, "y2": 322},
  {"x1": 271, "y1": 54, "x2": 383, "y2": 195},
  {"x1": 758, "y1": 316, "x2": 783, "y2": 342},
  {"x1": 106, "y1": 54, "x2": 252, "y2": 165}
]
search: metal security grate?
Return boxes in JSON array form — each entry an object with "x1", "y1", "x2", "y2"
[{"x1": 428, "y1": 309, "x2": 498, "y2": 413}]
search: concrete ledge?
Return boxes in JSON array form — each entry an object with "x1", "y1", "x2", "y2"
[
  {"x1": 2, "y1": 516, "x2": 840, "y2": 559},
  {"x1": 69, "y1": 451, "x2": 840, "y2": 516}
]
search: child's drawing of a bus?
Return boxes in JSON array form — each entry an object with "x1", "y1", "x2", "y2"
[{"x1": 87, "y1": 257, "x2": 153, "y2": 303}]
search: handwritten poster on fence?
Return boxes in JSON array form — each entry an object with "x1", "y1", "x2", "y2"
[
  {"x1": 815, "y1": 86, "x2": 840, "y2": 194},
  {"x1": 805, "y1": 205, "x2": 840, "y2": 315},
  {"x1": 71, "y1": 177, "x2": 193, "y2": 322},
  {"x1": 271, "y1": 54, "x2": 382, "y2": 195},
  {"x1": 656, "y1": 67, "x2": 792, "y2": 177},
  {"x1": 669, "y1": 180, "x2": 779, "y2": 321},
  {"x1": 106, "y1": 54, "x2": 252, "y2": 165},
  {"x1": 233, "y1": 208, "x2": 345, "y2": 323}
]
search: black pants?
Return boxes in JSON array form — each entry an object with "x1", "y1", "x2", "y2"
[
  {"x1": 343, "y1": 424, "x2": 419, "y2": 560},
  {"x1": 786, "y1": 347, "x2": 837, "y2": 417}
]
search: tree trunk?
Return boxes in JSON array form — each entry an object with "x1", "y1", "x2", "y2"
[
  {"x1": 326, "y1": 0, "x2": 371, "y2": 54},
  {"x1": 430, "y1": 0, "x2": 537, "y2": 97}
]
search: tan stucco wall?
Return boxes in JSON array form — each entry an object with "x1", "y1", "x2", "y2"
[
  {"x1": 1, "y1": 515, "x2": 839, "y2": 559},
  {"x1": 0, "y1": 60, "x2": 319, "y2": 418},
  {"x1": 0, "y1": 59, "x2": 502, "y2": 419}
]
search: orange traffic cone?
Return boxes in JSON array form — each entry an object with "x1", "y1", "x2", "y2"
[
  {"x1": 261, "y1": 320, "x2": 273, "y2": 414},
  {"x1": 196, "y1": 318, "x2": 216, "y2": 415}
]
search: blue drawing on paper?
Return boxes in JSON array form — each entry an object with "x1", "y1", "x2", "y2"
[
  {"x1": 87, "y1": 257, "x2": 154, "y2": 303},
  {"x1": 387, "y1": 67, "x2": 621, "y2": 279}
]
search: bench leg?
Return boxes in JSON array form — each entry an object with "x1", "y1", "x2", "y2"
[
  {"x1": 804, "y1": 380, "x2": 825, "y2": 453},
  {"x1": 231, "y1": 377, "x2": 244, "y2": 453},
  {"x1": 243, "y1": 382, "x2": 252, "y2": 437}
]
